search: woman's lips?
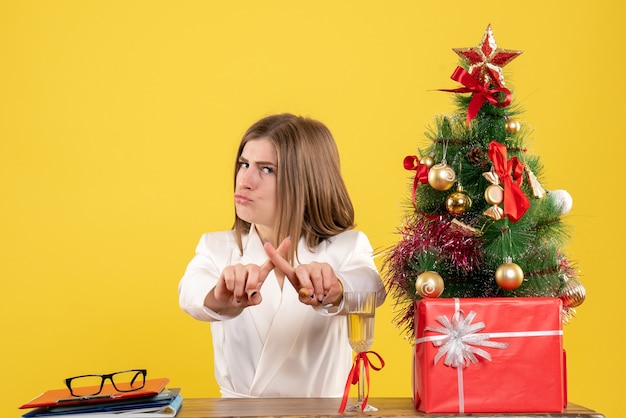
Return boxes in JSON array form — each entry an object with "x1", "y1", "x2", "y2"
[{"x1": 234, "y1": 193, "x2": 252, "y2": 204}]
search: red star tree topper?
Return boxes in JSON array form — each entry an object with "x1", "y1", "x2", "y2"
[{"x1": 453, "y1": 24, "x2": 523, "y2": 88}]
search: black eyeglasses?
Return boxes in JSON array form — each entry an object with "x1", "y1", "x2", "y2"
[{"x1": 65, "y1": 369, "x2": 147, "y2": 397}]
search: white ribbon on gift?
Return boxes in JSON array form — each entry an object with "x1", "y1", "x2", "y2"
[
  {"x1": 423, "y1": 308, "x2": 509, "y2": 368},
  {"x1": 413, "y1": 298, "x2": 563, "y2": 413}
]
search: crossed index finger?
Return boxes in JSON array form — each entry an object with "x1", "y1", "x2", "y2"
[
  {"x1": 256, "y1": 237, "x2": 292, "y2": 288},
  {"x1": 263, "y1": 237, "x2": 314, "y2": 299}
]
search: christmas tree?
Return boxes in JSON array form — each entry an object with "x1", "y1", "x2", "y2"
[{"x1": 383, "y1": 25, "x2": 586, "y2": 340}]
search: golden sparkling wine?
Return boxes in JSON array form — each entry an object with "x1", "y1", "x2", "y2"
[{"x1": 347, "y1": 312, "x2": 375, "y2": 352}]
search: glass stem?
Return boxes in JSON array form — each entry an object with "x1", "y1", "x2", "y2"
[{"x1": 357, "y1": 361, "x2": 366, "y2": 405}]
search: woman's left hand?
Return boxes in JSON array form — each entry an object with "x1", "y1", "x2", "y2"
[{"x1": 263, "y1": 238, "x2": 343, "y2": 307}]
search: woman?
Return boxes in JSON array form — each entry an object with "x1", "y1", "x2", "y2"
[{"x1": 178, "y1": 113, "x2": 385, "y2": 398}]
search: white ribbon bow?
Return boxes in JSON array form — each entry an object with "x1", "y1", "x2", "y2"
[{"x1": 425, "y1": 310, "x2": 509, "y2": 368}]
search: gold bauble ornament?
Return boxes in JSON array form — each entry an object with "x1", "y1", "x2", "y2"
[
  {"x1": 420, "y1": 155, "x2": 435, "y2": 168},
  {"x1": 484, "y1": 184, "x2": 504, "y2": 205},
  {"x1": 427, "y1": 163, "x2": 456, "y2": 191},
  {"x1": 495, "y1": 259, "x2": 524, "y2": 290},
  {"x1": 559, "y1": 278, "x2": 586, "y2": 308},
  {"x1": 415, "y1": 271, "x2": 445, "y2": 298},
  {"x1": 446, "y1": 186, "x2": 472, "y2": 216},
  {"x1": 504, "y1": 118, "x2": 521, "y2": 134}
]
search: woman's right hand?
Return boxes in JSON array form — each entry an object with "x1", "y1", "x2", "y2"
[
  {"x1": 213, "y1": 263, "x2": 268, "y2": 306},
  {"x1": 203, "y1": 238, "x2": 291, "y2": 314}
]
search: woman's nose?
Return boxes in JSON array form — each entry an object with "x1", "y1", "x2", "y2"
[{"x1": 238, "y1": 168, "x2": 257, "y2": 188}]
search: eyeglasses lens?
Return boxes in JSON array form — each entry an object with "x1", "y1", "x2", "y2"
[
  {"x1": 111, "y1": 370, "x2": 146, "y2": 392},
  {"x1": 68, "y1": 375, "x2": 105, "y2": 396}
]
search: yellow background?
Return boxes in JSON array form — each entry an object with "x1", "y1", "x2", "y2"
[{"x1": 1, "y1": 1, "x2": 622, "y2": 417}]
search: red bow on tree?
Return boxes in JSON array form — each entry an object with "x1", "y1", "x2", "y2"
[
  {"x1": 440, "y1": 66, "x2": 512, "y2": 127},
  {"x1": 487, "y1": 141, "x2": 529, "y2": 222},
  {"x1": 403, "y1": 155, "x2": 429, "y2": 209}
]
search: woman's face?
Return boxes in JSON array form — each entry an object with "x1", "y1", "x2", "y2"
[{"x1": 234, "y1": 137, "x2": 278, "y2": 239}]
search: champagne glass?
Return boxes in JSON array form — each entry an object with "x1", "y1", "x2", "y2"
[{"x1": 345, "y1": 291, "x2": 377, "y2": 412}]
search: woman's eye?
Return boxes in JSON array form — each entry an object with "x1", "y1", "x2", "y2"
[
  {"x1": 262, "y1": 166, "x2": 274, "y2": 174},
  {"x1": 239, "y1": 161, "x2": 250, "y2": 169}
]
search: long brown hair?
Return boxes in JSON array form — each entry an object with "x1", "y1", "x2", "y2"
[{"x1": 233, "y1": 113, "x2": 355, "y2": 263}]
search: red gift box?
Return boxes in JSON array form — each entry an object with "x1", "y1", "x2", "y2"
[{"x1": 412, "y1": 297, "x2": 566, "y2": 413}]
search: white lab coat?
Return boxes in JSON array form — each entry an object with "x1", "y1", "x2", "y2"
[{"x1": 178, "y1": 225, "x2": 386, "y2": 398}]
